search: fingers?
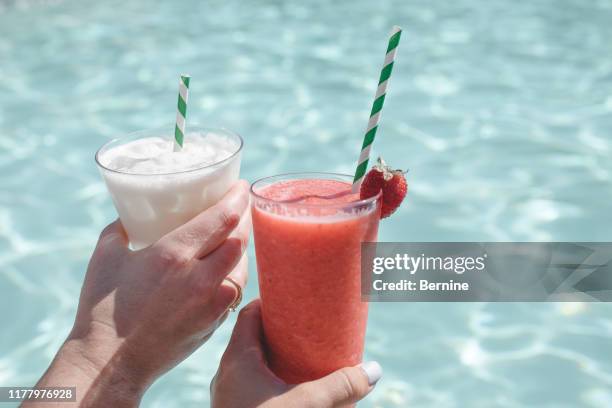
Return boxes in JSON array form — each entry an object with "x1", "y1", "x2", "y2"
[
  {"x1": 174, "y1": 255, "x2": 249, "y2": 340},
  {"x1": 219, "y1": 299, "x2": 283, "y2": 382},
  {"x1": 225, "y1": 251, "x2": 248, "y2": 289},
  {"x1": 213, "y1": 300, "x2": 269, "y2": 386},
  {"x1": 154, "y1": 180, "x2": 250, "y2": 260},
  {"x1": 218, "y1": 209, "x2": 250, "y2": 292},
  {"x1": 209, "y1": 254, "x2": 248, "y2": 318},
  {"x1": 96, "y1": 219, "x2": 129, "y2": 254},
  {"x1": 189, "y1": 206, "x2": 251, "y2": 291},
  {"x1": 212, "y1": 299, "x2": 286, "y2": 403},
  {"x1": 225, "y1": 299, "x2": 264, "y2": 355},
  {"x1": 297, "y1": 362, "x2": 382, "y2": 406}
]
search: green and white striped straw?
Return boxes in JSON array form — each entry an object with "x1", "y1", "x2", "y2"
[
  {"x1": 173, "y1": 74, "x2": 191, "y2": 152},
  {"x1": 352, "y1": 26, "x2": 402, "y2": 192}
]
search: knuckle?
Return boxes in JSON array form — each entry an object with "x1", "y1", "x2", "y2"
[
  {"x1": 338, "y1": 368, "x2": 361, "y2": 401},
  {"x1": 98, "y1": 223, "x2": 115, "y2": 242},
  {"x1": 218, "y1": 208, "x2": 240, "y2": 231},
  {"x1": 209, "y1": 372, "x2": 218, "y2": 394},
  {"x1": 209, "y1": 369, "x2": 226, "y2": 402},
  {"x1": 154, "y1": 244, "x2": 191, "y2": 269},
  {"x1": 237, "y1": 303, "x2": 252, "y2": 319},
  {"x1": 235, "y1": 301, "x2": 258, "y2": 323},
  {"x1": 98, "y1": 228, "x2": 110, "y2": 242}
]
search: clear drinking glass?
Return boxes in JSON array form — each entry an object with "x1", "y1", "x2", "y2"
[
  {"x1": 250, "y1": 172, "x2": 381, "y2": 383},
  {"x1": 96, "y1": 126, "x2": 243, "y2": 249}
]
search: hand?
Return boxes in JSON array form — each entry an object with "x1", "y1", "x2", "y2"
[
  {"x1": 29, "y1": 181, "x2": 251, "y2": 407},
  {"x1": 211, "y1": 299, "x2": 382, "y2": 408}
]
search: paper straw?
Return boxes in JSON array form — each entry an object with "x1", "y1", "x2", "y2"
[
  {"x1": 352, "y1": 26, "x2": 402, "y2": 192},
  {"x1": 174, "y1": 74, "x2": 191, "y2": 151}
]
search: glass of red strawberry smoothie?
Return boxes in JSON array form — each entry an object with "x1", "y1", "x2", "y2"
[{"x1": 250, "y1": 172, "x2": 381, "y2": 383}]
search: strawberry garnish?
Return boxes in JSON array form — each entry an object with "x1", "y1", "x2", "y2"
[{"x1": 359, "y1": 157, "x2": 407, "y2": 219}]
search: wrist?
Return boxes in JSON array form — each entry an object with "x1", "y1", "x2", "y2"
[{"x1": 58, "y1": 336, "x2": 149, "y2": 406}]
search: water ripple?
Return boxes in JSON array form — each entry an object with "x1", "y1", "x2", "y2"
[{"x1": 1, "y1": 0, "x2": 612, "y2": 406}]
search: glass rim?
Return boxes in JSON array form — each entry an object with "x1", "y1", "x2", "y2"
[
  {"x1": 250, "y1": 172, "x2": 382, "y2": 209},
  {"x1": 94, "y1": 125, "x2": 243, "y2": 176}
]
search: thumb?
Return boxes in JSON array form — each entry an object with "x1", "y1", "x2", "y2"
[{"x1": 299, "y1": 361, "x2": 382, "y2": 407}]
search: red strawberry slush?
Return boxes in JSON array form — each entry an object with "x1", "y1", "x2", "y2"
[{"x1": 251, "y1": 176, "x2": 380, "y2": 383}]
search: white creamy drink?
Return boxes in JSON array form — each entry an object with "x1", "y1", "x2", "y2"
[{"x1": 96, "y1": 127, "x2": 242, "y2": 249}]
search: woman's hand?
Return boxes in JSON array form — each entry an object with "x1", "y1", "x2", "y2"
[
  {"x1": 29, "y1": 181, "x2": 251, "y2": 408},
  {"x1": 211, "y1": 299, "x2": 382, "y2": 408}
]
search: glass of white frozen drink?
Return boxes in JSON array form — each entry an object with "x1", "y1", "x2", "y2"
[{"x1": 95, "y1": 126, "x2": 243, "y2": 249}]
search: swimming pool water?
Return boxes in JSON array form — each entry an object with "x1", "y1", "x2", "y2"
[{"x1": 1, "y1": 0, "x2": 612, "y2": 406}]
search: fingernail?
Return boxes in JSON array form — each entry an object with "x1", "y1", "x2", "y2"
[{"x1": 359, "y1": 361, "x2": 383, "y2": 386}]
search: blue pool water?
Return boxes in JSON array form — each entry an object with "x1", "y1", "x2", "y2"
[{"x1": 1, "y1": 0, "x2": 612, "y2": 406}]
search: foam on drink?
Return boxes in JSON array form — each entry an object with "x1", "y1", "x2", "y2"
[{"x1": 100, "y1": 133, "x2": 236, "y2": 174}]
